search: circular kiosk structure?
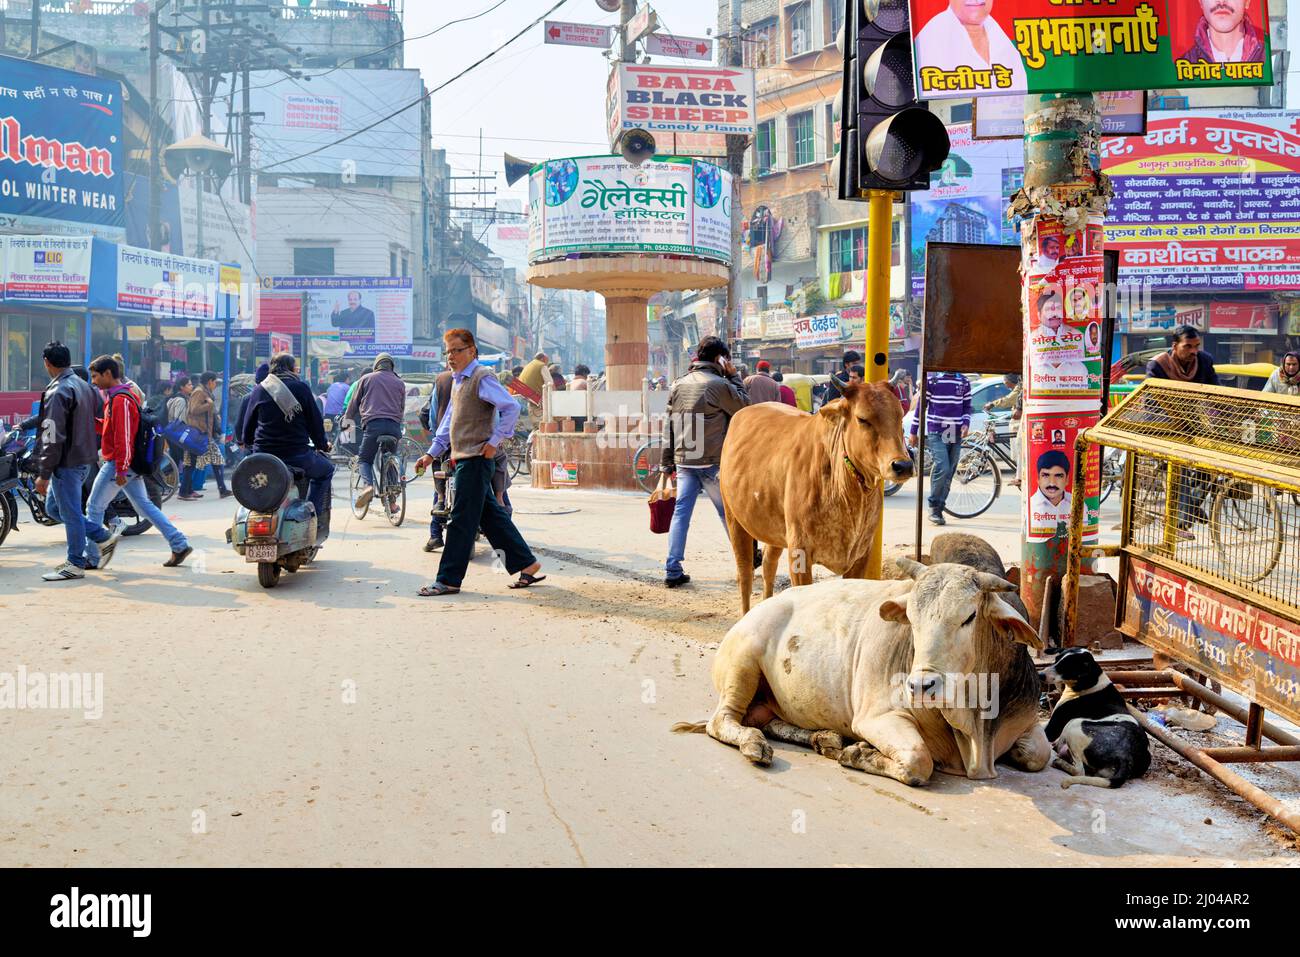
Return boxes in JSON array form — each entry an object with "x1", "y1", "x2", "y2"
[{"x1": 525, "y1": 155, "x2": 731, "y2": 490}]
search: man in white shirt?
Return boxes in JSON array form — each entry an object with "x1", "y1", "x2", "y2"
[
  {"x1": 1030, "y1": 450, "x2": 1073, "y2": 531},
  {"x1": 1030, "y1": 289, "x2": 1090, "y2": 393},
  {"x1": 914, "y1": 0, "x2": 1029, "y2": 95}
]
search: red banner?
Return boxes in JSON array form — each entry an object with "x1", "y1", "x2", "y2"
[{"x1": 1209, "y1": 300, "x2": 1279, "y2": 333}]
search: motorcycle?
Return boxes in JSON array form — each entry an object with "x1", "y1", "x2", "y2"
[{"x1": 225, "y1": 452, "x2": 328, "y2": 588}]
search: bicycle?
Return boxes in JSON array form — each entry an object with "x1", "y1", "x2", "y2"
[
  {"x1": 349, "y1": 435, "x2": 422, "y2": 527},
  {"x1": 941, "y1": 420, "x2": 1018, "y2": 519},
  {"x1": 632, "y1": 434, "x2": 667, "y2": 494},
  {"x1": 502, "y1": 428, "x2": 534, "y2": 480}
]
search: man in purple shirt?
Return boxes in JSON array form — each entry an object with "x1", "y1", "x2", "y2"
[
  {"x1": 415, "y1": 328, "x2": 543, "y2": 596},
  {"x1": 323, "y1": 370, "x2": 352, "y2": 417},
  {"x1": 908, "y1": 371, "x2": 971, "y2": 526}
]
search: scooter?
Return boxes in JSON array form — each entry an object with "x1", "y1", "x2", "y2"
[{"x1": 225, "y1": 452, "x2": 328, "y2": 588}]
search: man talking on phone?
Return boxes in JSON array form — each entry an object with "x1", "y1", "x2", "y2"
[{"x1": 660, "y1": 336, "x2": 751, "y2": 588}]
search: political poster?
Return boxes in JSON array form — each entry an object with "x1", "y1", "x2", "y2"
[
  {"x1": 1024, "y1": 411, "x2": 1100, "y2": 542},
  {"x1": 528, "y1": 156, "x2": 732, "y2": 264},
  {"x1": 909, "y1": 123, "x2": 1023, "y2": 297},
  {"x1": 1023, "y1": 216, "x2": 1106, "y2": 402},
  {"x1": 260, "y1": 277, "x2": 413, "y2": 358},
  {"x1": 0, "y1": 55, "x2": 124, "y2": 238},
  {"x1": 1102, "y1": 111, "x2": 1300, "y2": 291},
  {"x1": 908, "y1": 0, "x2": 1272, "y2": 100},
  {"x1": 1, "y1": 235, "x2": 92, "y2": 303}
]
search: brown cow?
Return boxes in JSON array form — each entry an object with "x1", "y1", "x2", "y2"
[{"x1": 718, "y1": 381, "x2": 914, "y2": 613}]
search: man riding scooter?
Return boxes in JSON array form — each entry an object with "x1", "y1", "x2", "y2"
[{"x1": 238, "y1": 352, "x2": 333, "y2": 538}]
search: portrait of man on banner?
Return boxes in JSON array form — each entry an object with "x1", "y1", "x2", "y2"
[
  {"x1": 1179, "y1": 0, "x2": 1266, "y2": 63},
  {"x1": 914, "y1": 0, "x2": 1028, "y2": 94}
]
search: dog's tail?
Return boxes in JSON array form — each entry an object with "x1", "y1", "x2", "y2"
[
  {"x1": 1060, "y1": 775, "x2": 1118, "y2": 789},
  {"x1": 671, "y1": 720, "x2": 707, "y2": 734}
]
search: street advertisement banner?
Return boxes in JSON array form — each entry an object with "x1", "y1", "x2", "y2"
[
  {"x1": 1209, "y1": 300, "x2": 1278, "y2": 332},
  {"x1": 1102, "y1": 111, "x2": 1300, "y2": 290},
  {"x1": 0, "y1": 55, "x2": 125, "y2": 238},
  {"x1": 108, "y1": 243, "x2": 218, "y2": 320},
  {"x1": 762, "y1": 306, "x2": 795, "y2": 340},
  {"x1": 1122, "y1": 301, "x2": 1206, "y2": 334},
  {"x1": 1, "y1": 235, "x2": 92, "y2": 303},
  {"x1": 973, "y1": 90, "x2": 1147, "y2": 139},
  {"x1": 908, "y1": 0, "x2": 1272, "y2": 100},
  {"x1": 1024, "y1": 410, "x2": 1100, "y2": 542},
  {"x1": 740, "y1": 300, "x2": 763, "y2": 339},
  {"x1": 262, "y1": 277, "x2": 413, "y2": 358},
  {"x1": 611, "y1": 65, "x2": 756, "y2": 137},
  {"x1": 794, "y1": 313, "x2": 841, "y2": 350},
  {"x1": 242, "y1": 68, "x2": 423, "y2": 178},
  {"x1": 528, "y1": 156, "x2": 731, "y2": 265},
  {"x1": 910, "y1": 123, "x2": 1023, "y2": 297},
  {"x1": 1024, "y1": 217, "x2": 1106, "y2": 401},
  {"x1": 1123, "y1": 556, "x2": 1300, "y2": 725},
  {"x1": 839, "y1": 304, "x2": 909, "y2": 344},
  {"x1": 543, "y1": 21, "x2": 614, "y2": 48}
]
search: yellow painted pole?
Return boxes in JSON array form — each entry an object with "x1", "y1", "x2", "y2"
[{"x1": 865, "y1": 188, "x2": 893, "y2": 579}]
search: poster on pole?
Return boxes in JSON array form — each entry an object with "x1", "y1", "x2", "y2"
[
  {"x1": 908, "y1": 0, "x2": 1273, "y2": 100},
  {"x1": 909, "y1": 123, "x2": 1023, "y2": 297},
  {"x1": 1023, "y1": 217, "x2": 1106, "y2": 401},
  {"x1": 1023, "y1": 410, "x2": 1100, "y2": 542},
  {"x1": 1102, "y1": 110, "x2": 1300, "y2": 291}
]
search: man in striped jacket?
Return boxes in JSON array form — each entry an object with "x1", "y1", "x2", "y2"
[
  {"x1": 81, "y1": 355, "x2": 192, "y2": 569},
  {"x1": 908, "y1": 372, "x2": 971, "y2": 526}
]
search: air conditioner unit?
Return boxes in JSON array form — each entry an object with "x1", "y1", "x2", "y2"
[{"x1": 1150, "y1": 96, "x2": 1190, "y2": 110}]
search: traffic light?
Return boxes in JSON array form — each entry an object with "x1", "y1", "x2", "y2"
[{"x1": 836, "y1": 0, "x2": 949, "y2": 197}]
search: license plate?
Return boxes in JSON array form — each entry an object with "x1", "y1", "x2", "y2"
[{"x1": 245, "y1": 544, "x2": 278, "y2": 562}]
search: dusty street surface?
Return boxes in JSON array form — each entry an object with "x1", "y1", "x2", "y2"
[{"x1": 1, "y1": 475, "x2": 1296, "y2": 867}]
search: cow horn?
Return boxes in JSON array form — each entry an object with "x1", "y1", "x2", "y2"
[
  {"x1": 975, "y1": 572, "x2": 1016, "y2": 592},
  {"x1": 894, "y1": 557, "x2": 927, "y2": 580}
]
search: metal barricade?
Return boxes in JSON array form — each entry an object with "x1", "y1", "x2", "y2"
[{"x1": 1064, "y1": 379, "x2": 1300, "y2": 832}]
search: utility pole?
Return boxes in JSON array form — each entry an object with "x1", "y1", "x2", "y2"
[
  {"x1": 724, "y1": 0, "x2": 745, "y2": 344},
  {"x1": 29, "y1": 0, "x2": 38, "y2": 58},
  {"x1": 147, "y1": 3, "x2": 164, "y2": 387}
]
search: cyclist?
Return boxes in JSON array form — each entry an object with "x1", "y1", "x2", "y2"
[
  {"x1": 239, "y1": 352, "x2": 333, "y2": 540},
  {"x1": 343, "y1": 353, "x2": 406, "y2": 512},
  {"x1": 984, "y1": 373, "x2": 1022, "y2": 488}
]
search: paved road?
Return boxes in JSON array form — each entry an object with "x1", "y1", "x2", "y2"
[{"x1": 0, "y1": 475, "x2": 1293, "y2": 866}]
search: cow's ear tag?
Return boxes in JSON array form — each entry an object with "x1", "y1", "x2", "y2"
[{"x1": 879, "y1": 599, "x2": 909, "y2": 622}]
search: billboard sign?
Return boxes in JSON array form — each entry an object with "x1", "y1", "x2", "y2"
[
  {"x1": 1, "y1": 235, "x2": 92, "y2": 303},
  {"x1": 1102, "y1": 111, "x2": 1300, "y2": 291},
  {"x1": 0, "y1": 55, "x2": 124, "y2": 238},
  {"x1": 645, "y1": 34, "x2": 714, "y2": 60},
  {"x1": 94, "y1": 243, "x2": 219, "y2": 320},
  {"x1": 909, "y1": 123, "x2": 1023, "y2": 297},
  {"x1": 243, "y1": 68, "x2": 423, "y2": 178},
  {"x1": 528, "y1": 156, "x2": 732, "y2": 265},
  {"x1": 612, "y1": 65, "x2": 756, "y2": 137},
  {"x1": 260, "y1": 276, "x2": 413, "y2": 357},
  {"x1": 544, "y1": 21, "x2": 614, "y2": 48},
  {"x1": 908, "y1": 0, "x2": 1273, "y2": 100},
  {"x1": 794, "y1": 313, "x2": 840, "y2": 350},
  {"x1": 1209, "y1": 300, "x2": 1278, "y2": 333}
]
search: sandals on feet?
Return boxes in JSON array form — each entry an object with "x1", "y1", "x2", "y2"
[
  {"x1": 508, "y1": 572, "x2": 546, "y2": 589},
  {"x1": 417, "y1": 582, "x2": 460, "y2": 597}
]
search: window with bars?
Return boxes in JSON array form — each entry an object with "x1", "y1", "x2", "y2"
[
  {"x1": 826, "y1": 102, "x2": 839, "y2": 156},
  {"x1": 293, "y1": 247, "x2": 334, "y2": 276},
  {"x1": 743, "y1": 19, "x2": 779, "y2": 68},
  {"x1": 754, "y1": 119, "x2": 777, "y2": 174},
  {"x1": 829, "y1": 227, "x2": 869, "y2": 273},
  {"x1": 825, "y1": 0, "x2": 844, "y2": 45},
  {"x1": 788, "y1": 3, "x2": 812, "y2": 57},
  {"x1": 789, "y1": 110, "x2": 815, "y2": 167}
]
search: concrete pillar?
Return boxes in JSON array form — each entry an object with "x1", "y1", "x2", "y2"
[{"x1": 604, "y1": 295, "x2": 650, "y2": 392}]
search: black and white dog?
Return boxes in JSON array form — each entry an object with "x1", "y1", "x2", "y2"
[{"x1": 1043, "y1": 648, "x2": 1151, "y2": 789}]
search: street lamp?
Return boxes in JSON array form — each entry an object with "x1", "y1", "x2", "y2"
[{"x1": 163, "y1": 133, "x2": 234, "y2": 369}]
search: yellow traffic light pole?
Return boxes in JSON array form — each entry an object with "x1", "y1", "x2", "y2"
[{"x1": 864, "y1": 187, "x2": 893, "y2": 579}]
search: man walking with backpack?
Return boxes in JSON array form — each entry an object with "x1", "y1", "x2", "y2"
[{"x1": 82, "y1": 356, "x2": 192, "y2": 568}]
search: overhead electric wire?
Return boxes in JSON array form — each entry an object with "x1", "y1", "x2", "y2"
[{"x1": 257, "y1": 0, "x2": 572, "y2": 174}]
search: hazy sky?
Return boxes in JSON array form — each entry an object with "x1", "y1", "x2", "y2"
[{"x1": 402, "y1": 0, "x2": 719, "y2": 208}]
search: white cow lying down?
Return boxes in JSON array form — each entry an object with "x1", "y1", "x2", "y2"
[{"x1": 674, "y1": 560, "x2": 1051, "y2": 785}]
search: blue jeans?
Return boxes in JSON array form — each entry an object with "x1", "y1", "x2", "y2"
[
  {"x1": 357, "y1": 418, "x2": 403, "y2": 487},
  {"x1": 925, "y1": 432, "x2": 962, "y2": 512},
  {"x1": 665, "y1": 465, "x2": 726, "y2": 578},
  {"x1": 83, "y1": 461, "x2": 189, "y2": 564},
  {"x1": 272, "y1": 449, "x2": 335, "y2": 520},
  {"x1": 50, "y1": 465, "x2": 90, "y2": 568}
]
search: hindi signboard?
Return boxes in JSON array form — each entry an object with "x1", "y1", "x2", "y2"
[
  {"x1": 611, "y1": 64, "x2": 756, "y2": 138},
  {"x1": 1, "y1": 235, "x2": 92, "y2": 304},
  {"x1": 1102, "y1": 111, "x2": 1300, "y2": 291},
  {"x1": 527, "y1": 156, "x2": 731, "y2": 265},
  {"x1": 0, "y1": 55, "x2": 125, "y2": 238},
  {"x1": 98, "y1": 242, "x2": 218, "y2": 321},
  {"x1": 794, "y1": 313, "x2": 841, "y2": 350},
  {"x1": 645, "y1": 34, "x2": 714, "y2": 60},
  {"x1": 908, "y1": 0, "x2": 1273, "y2": 100},
  {"x1": 544, "y1": 21, "x2": 614, "y2": 48},
  {"x1": 260, "y1": 276, "x2": 413, "y2": 358}
]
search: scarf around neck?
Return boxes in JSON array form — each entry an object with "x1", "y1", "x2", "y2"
[
  {"x1": 261, "y1": 372, "x2": 303, "y2": 421},
  {"x1": 1154, "y1": 350, "x2": 1199, "y2": 382}
]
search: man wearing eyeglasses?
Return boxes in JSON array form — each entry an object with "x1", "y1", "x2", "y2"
[{"x1": 414, "y1": 328, "x2": 544, "y2": 596}]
